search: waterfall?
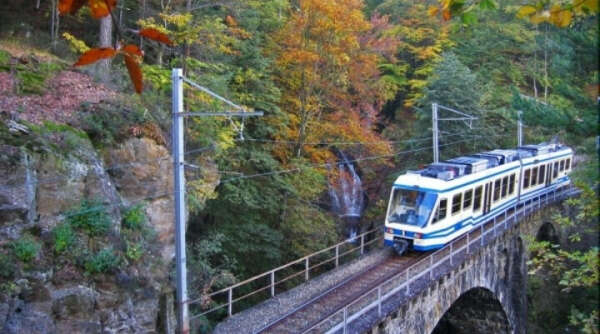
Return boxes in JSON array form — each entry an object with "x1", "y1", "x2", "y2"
[{"x1": 328, "y1": 151, "x2": 365, "y2": 239}]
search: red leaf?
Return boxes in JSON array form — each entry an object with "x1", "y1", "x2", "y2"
[
  {"x1": 121, "y1": 44, "x2": 143, "y2": 57},
  {"x1": 74, "y1": 47, "x2": 117, "y2": 66},
  {"x1": 139, "y1": 28, "x2": 173, "y2": 46},
  {"x1": 88, "y1": 0, "x2": 117, "y2": 19},
  {"x1": 58, "y1": 0, "x2": 87, "y2": 15},
  {"x1": 124, "y1": 55, "x2": 143, "y2": 94}
]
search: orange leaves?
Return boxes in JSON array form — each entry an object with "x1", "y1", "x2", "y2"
[
  {"x1": 59, "y1": 0, "x2": 116, "y2": 18},
  {"x1": 58, "y1": 0, "x2": 87, "y2": 15},
  {"x1": 139, "y1": 28, "x2": 174, "y2": 46},
  {"x1": 124, "y1": 55, "x2": 143, "y2": 94},
  {"x1": 74, "y1": 47, "x2": 117, "y2": 66},
  {"x1": 89, "y1": 0, "x2": 117, "y2": 19},
  {"x1": 72, "y1": 45, "x2": 143, "y2": 94},
  {"x1": 122, "y1": 44, "x2": 143, "y2": 93}
]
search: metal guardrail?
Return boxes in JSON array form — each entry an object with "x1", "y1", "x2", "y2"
[
  {"x1": 188, "y1": 225, "x2": 384, "y2": 319},
  {"x1": 300, "y1": 186, "x2": 578, "y2": 334}
]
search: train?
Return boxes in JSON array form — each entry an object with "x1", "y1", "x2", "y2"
[{"x1": 383, "y1": 142, "x2": 573, "y2": 255}]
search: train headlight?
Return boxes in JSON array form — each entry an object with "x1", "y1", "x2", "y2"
[
  {"x1": 414, "y1": 233, "x2": 422, "y2": 239},
  {"x1": 385, "y1": 227, "x2": 394, "y2": 234}
]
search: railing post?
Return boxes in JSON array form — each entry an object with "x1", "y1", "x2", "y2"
[
  {"x1": 305, "y1": 257, "x2": 310, "y2": 281},
  {"x1": 228, "y1": 288, "x2": 233, "y2": 316},
  {"x1": 480, "y1": 225, "x2": 484, "y2": 246},
  {"x1": 450, "y1": 242, "x2": 453, "y2": 266},
  {"x1": 360, "y1": 234, "x2": 365, "y2": 255},
  {"x1": 377, "y1": 286, "x2": 382, "y2": 316},
  {"x1": 406, "y1": 270, "x2": 410, "y2": 295},
  {"x1": 467, "y1": 232, "x2": 470, "y2": 254},
  {"x1": 429, "y1": 256, "x2": 433, "y2": 280},
  {"x1": 335, "y1": 245, "x2": 339, "y2": 267},
  {"x1": 343, "y1": 308, "x2": 347, "y2": 334},
  {"x1": 270, "y1": 271, "x2": 275, "y2": 297}
]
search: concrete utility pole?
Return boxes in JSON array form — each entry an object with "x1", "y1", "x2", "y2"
[
  {"x1": 431, "y1": 103, "x2": 477, "y2": 163},
  {"x1": 171, "y1": 68, "x2": 263, "y2": 333}
]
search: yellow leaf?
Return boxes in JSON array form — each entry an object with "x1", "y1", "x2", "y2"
[
  {"x1": 517, "y1": 5, "x2": 537, "y2": 18},
  {"x1": 428, "y1": 5, "x2": 440, "y2": 17},
  {"x1": 442, "y1": 9, "x2": 452, "y2": 21},
  {"x1": 583, "y1": 0, "x2": 598, "y2": 12},
  {"x1": 530, "y1": 11, "x2": 549, "y2": 24},
  {"x1": 556, "y1": 10, "x2": 573, "y2": 27}
]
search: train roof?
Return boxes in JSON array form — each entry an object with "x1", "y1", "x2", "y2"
[{"x1": 394, "y1": 142, "x2": 572, "y2": 190}]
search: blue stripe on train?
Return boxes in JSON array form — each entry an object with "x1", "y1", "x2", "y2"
[{"x1": 386, "y1": 179, "x2": 569, "y2": 243}]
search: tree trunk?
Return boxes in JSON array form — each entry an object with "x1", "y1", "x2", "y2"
[
  {"x1": 99, "y1": 15, "x2": 112, "y2": 82},
  {"x1": 533, "y1": 24, "x2": 538, "y2": 99},
  {"x1": 50, "y1": 0, "x2": 60, "y2": 51},
  {"x1": 183, "y1": 0, "x2": 192, "y2": 74},
  {"x1": 543, "y1": 24, "x2": 548, "y2": 103}
]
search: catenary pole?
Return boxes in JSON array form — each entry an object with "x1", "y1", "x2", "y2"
[
  {"x1": 172, "y1": 68, "x2": 262, "y2": 333},
  {"x1": 172, "y1": 68, "x2": 189, "y2": 334}
]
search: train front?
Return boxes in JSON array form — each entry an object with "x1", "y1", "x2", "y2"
[{"x1": 383, "y1": 185, "x2": 438, "y2": 255}]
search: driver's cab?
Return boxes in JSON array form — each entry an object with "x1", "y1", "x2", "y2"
[{"x1": 386, "y1": 188, "x2": 437, "y2": 228}]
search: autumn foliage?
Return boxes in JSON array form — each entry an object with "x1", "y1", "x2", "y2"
[{"x1": 58, "y1": 0, "x2": 173, "y2": 93}]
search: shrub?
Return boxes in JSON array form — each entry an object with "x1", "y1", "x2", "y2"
[
  {"x1": 67, "y1": 200, "x2": 112, "y2": 237},
  {"x1": 122, "y1": 204, "x2": 146, "y2": 231},
  {"x1": 84, "y1": 248, "x2": 120, "y2": 274},
  {"x1": 53, "y1": 223, "x2": 76, "y2": 254},
  {"x1": 12, "y1": 235, "x2": 40, "y2": 263},
  {"x1": 0, "y1": 253, "x2": 15, "y2": 279},
  {"x1": 125, "y1": 242, "x2": 143, "y2": 262}
]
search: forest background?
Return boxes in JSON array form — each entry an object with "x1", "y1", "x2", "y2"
[{"x1": 0, "y1": 0, "x2": 597, "y2": 332}]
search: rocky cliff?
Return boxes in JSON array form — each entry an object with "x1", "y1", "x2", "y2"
[{"x1": 0, "y1": 119, "x2": 217, "y2": 333}]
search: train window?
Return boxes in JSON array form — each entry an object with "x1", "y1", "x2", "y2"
[
  {"x1": 524, "y1": 169, "x2": 530, "y2": 188},
  {"x1": 509, "y1": 174, "x2": 515, "y2": 194},
  {"x1": 539, "y1": 165, "x2": 545, "y2": 184},
  {"x1": 463, "y1": 189, "x2": 473, "y2": 210},
  {"x1": 501, "y1": 176, "x2": 508, "y2": 198},
  {"x1": 493, "y1": 179, "x2": 501, "y2": 202},
  {"x1": 553, "y1": 162, "x2": 559, "y2": 178},
  {"x1": 452, "y1": 193, "x2": 462, "y2": 215},
  {"x1": 560, "y1": 160, "x2": 565, "y2": 171},
  {"x1": 473, "y1": 186, "x2": 482, "y2": 211},
  {"x1": 566, "y1": 158, "x2": 571, "y2": 170},
  {"x1": 433, "y1": 199, "x2": 447, "y2": 224},
  {"x1": 531, "y1": 167, "x2": 538, "y2": 186}
]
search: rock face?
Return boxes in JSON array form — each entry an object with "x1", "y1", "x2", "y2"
[
  {"x1": 104, "y1": 138, "x2": 174, "y2": 260},
  {"x1": 0, "y1": 128, "x2": 217, "y2": 334}
]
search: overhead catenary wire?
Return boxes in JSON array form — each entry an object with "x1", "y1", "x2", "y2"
[{"x1": 219, "y1": 134, "x2": 514, "y2": 183}]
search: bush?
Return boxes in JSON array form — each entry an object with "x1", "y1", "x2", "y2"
[
  {"x1": 84, "y1": 248, "x2": 120, "y2": 274},
  {"x1": 78, "y1": 100, "x2": 151, "y2": 147},
  {"x1": 0, "y1": 253, "x2": 15, "y2": 279},
  {"x1": 125, "y1": 242, "x2": 143, "y2": 262},
  {"x1": 12, "y1": 235, "x2": 40, "y2": 263},
  {"x1": 53, "y1": 223, "x2": 76, "y2": 254},
  {"x1": 67, "y1": 200, "x2": 112, "y2": 237},
  {"x1": 122, "y1": 204, "x2": 146, "y2": 231}
]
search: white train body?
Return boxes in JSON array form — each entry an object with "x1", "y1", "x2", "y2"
[{"x1": 384, "y1": 143, "x2": 573, "y2": 252}]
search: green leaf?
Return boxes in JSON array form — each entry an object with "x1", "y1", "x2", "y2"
[{"x1": 461, "y1": 11, "x2": 478, "y2": 25}]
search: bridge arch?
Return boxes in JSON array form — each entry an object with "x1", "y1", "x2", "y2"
[
  {"x1": 536, "y1": 222, "x2": 560, "y2": 244},
  {"x1": 432, "y1": 287, "x2": 510, "y2": 334}
]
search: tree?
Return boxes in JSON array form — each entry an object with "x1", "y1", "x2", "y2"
[{"x1": 271, "y1": 0, "x2": 391, "y2": 163}]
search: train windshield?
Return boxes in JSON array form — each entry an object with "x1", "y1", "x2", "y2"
[{"x1": 387, "y1": 188, "x2": 437, "y2": 227}]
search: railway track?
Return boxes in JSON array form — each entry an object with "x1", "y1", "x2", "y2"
[{"x1": 257, "y1": 252, "x2": 429, "y2": 334}]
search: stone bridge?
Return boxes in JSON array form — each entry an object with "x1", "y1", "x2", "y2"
[
  {"x1": 212, "y1": 187, "x2": 576, "y2": 334},
  {"x1": 354, "y1": 188, "x2": 575, "y2": 334}
]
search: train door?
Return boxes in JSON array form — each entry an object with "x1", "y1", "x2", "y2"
[
  {"x1": 545, "y1": 163, "x2": 552, "y2": 186},
  {"x1": 483, "y1": 182, "x2": 492, "y2": 214}
]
